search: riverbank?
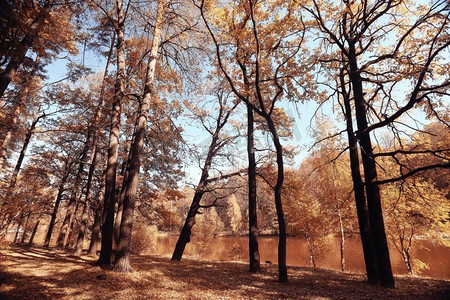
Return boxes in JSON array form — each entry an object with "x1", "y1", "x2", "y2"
[{"x1": 0, "y1": 244, "x2": 449, "y2": 299}]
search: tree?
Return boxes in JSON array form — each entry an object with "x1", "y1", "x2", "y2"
[
  {"x1": 383, "y1": 175, "x2": 449, "y2": 275},
  {"x1": 0, "y1": 0, "x2": 77, "y2": 98},
  {"x1": 247, "y1": 105, "x2": 261, "y2": 272},
  {"x1": 172, "y1": 83, "x2": 240, "y2": 261},
  {"x1": 114, "y1": 0, "x2": 166, "y2": 272},
  {"x1": 0, "y1": 106, "x2": 64, "y2": 232},
  {"x1": 0, "y1": 55, "x2": 42, "y2": 170},
  {"x1": 43, "y1": 153, "x2": 75, "y2": 247},
  {"x1": 197, "y1": 0, "x2": 306, "y2": 282},
  {"x1": 97, "y1": 0, "x2": 128, "y2": 266},
  {"x1": 379, "y1": 124, "x2": 450, "y2": 275},
  {"x1": 304, "y1": 0, "x2": 450, "y2": 287}
]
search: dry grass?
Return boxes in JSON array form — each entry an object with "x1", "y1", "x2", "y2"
[{"x1": 0, "y1": 244, "x2": 449, "y2": 299}]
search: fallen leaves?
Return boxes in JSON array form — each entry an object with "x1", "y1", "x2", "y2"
[{"x1": 0, "y1": 244, "x2": 449, "y2": 299}]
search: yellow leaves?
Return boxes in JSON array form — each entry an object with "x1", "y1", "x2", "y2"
[{"x1": 411, "y1": 258, "x2": 430, "y2": 275}]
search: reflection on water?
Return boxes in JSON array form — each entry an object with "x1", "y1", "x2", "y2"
[{"x1": 151, "y1": 235, "x2": 450, "y2": 280}]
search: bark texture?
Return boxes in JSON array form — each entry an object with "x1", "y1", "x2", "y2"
[
  {"x1": 349, "y1": 44, "x2": 394, "y2": 288},
  {"x1": 114, "y1": 0, "x2": 165, "y2": 272},
  {"x1": 98, "y1": 0, "x2": 126, "y2": 266},
  {"x1": 247, "y1": 105, "x2": 260, "y2": 273},
  {"x1": 0, "y1": 1, "x2": 50, "y2": 98},
  {"x1": 44, "y1": 166, "x2": 71, "y2": 247}
]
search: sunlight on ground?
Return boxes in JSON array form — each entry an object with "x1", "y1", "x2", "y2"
[{"x1": 1, "y1": 245, "x2": 449, "y2": 299}]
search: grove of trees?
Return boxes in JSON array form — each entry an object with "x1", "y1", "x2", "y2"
[{"x1": 0, "y1": 0, "x2": 448, "y2": 289}]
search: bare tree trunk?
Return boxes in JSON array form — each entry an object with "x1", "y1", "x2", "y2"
[
  {"x1": 0, "y1": 111, "x2": 42, "y2": 233},
  {"x1": 0, "y1": 56, "x2": 40, "y2": 170},
  {"x1": 27, "y1": 217, "x2": 41, "y2": 246},
  {"x1": 0, "y1": 92, "x2": 24, "y2": 170},
  {"x1": 402, "y1": 248, "x2": 413, "y2": 275},
  {"x1": 330, "y1": 162, "x2": 346, "y2": 272},
  {"x1": 65, "y1": 199, "x2": 82, "y2": 249},
  {"x1": 338, "y1": 211, "x2": 345, "y2": 272},
  {"x1": 349, "y1": 45, "x2": 394, "y2": 288},
  {"x1": 114, "y1": 144, "x2": 131, "y2": 250},
  {"x1": 9, "y1": 112, "x2": 42, "y2": 189},
  {"x1": 0, "y1": 1, "x2": 50, "y2": 98},
  {"x1": 247, "y1": 105, "x2": 260, "y2": 272},
  {"x1": 171, "y1": 94, "x2": 238, "y2": 260},
  {"x1": 265, "y1": 117, "x2": 287, "y2": 283},
  {"x1": 57, "y1": 132, "x2": 91, "y2": 250},
  {"x1": 85, "y1": 30, "x2": 115, "y2": 258},
  {"x1": 340, "y1": 69, "x2": 379, "y2": 283},
  {"x1": 44, "y1": 166, "x2": 71, "y2": 247},
  {"x1": 98, "y1": 0, "x2": 126, "y2": 266},
  {"x1": 87, "y1": 200, "x2": 102, "y2": 257},
  {"x1": 74, "y1": 200, "x2": 89, "y2": 255},
  {"x1": 75, "y1": 118, "x2": 100, "y2": 256},
  {"x1": 88, "y1": 167, "x2": 106, "y2": 257},
  {"x1": 114, "y1": 0, "x2": 165, "y2": 272},
  {"x1": 172, "y1": 191, "x2": 204, "y2": 261},
  {"x1": 0, "y1": 217, "x2": 13, "y2": 238},
  {"x1": 20, "y1": 212, "x2": 31, "y2": 243},
  {"x1": 13, "y1": 211, "x2": 24, "y2": 243},
  {"x1": 306, "y1": 235, "x2": 316, "y2": 267}
]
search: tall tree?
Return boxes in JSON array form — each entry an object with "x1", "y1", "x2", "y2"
[
  {"x1": 97, "y1": 0, "x2": 128, "y2": 266},
  {"x1": 304, "y1": 0, "x2": 449, "y2": 287},
  {"x1": 247, "y1": 105, "x2": 260, "y2": 272},
  {"x1": 43, "y1": 156, "x2": 74, "y2": 247},
  {"x1": 197, "y1": 0, "x2": 306, "y2": 282},
  {"x1": 114, "y1": 0, "x2": 166, "y2": 272}
]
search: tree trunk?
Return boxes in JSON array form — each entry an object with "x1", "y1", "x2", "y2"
[
  {"x1": 89, "y1": 162, "x2": 107, "y2": 257},
  {"x1": 27, "y1": 217, "x2": 40, "y2": 246},
  {"x1": 57, "y1": 132, "x2": 91, "y2": 250},
  {"x1": 0, "y1": 113, "x2": 41, "y2": 230},
  {"x1": 172, "y1": 191, "x2": 203, "y2": 261},
  {"x1": 330, "y1": 163, "x2": 346, "y2": 272},
  {"x1": 98, "y1": 0, "x2": 126, "y2": 266},
  {"x1": 0, "y1": 91, "x2": 24, "y2": 170},
  {"x1": 20, "y1": 212, "x2": 31, "y2": 243},
  {"x1": 13, "y1": 211, "x2": 24, "y2": 243},
  {"x1": 340, "y1": 68, "x2": 379, "y2": 284},
  {"x1": 265, "y1": 117, "x2": 288, "y2": 283},
  {"x1": 88, "y1": 200, "x2": 102, "y2": 257},
  {"x1": 172, "y1": 120, "x2": 227, "y2": 261},
  {"x1": 75, "y1": 133, "x2": 99, "y2": 255},
  {"x1": 8, "y1": 112, "x2": 42, "y2": 189},
  {"x1": 0, "y1": 56, "x2": 41, "y2": 170},
  {"x1": 247, "y1": 105, "x2": 260, "y2": 272},
  {"x1": 65, "y1": 197, "x2": 82, "y2": 250},
  {"x1": 306, "y1": 235, "x2": 316, "y2": 267},
  {"x1": 0, "y1": 2, "x2": 51, "y2": 98},
  {"x1": 0, "y1": 217, "x2": 13, "y2": 238},
  {"x1": 114, "y1": 0, "x2": 165, "y2": 272},
  {"x1": 74, "y1": 200, "x2": 89, "y2": 255},
  {"x1": 349, "y1": 45, "x2": 395, "y2": 288},
  {"x1": 44, "y1": 167, "x2": 70, "y2": 247},
  {"x1": 402, "y1": 248, "x2": 413, "y2": 275},
  {"x1": 114, "y1": 144, "x2": 131, "y2": 250},
  {"x1": 338, "y1": 211, "x2": 345, "y2": 272},
  {"x1": 84, "y1": 31, "x2": 115, "y2": 258}
]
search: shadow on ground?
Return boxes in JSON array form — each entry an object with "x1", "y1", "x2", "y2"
[{"x1": 1, "y1": 244, "x2": 449, "y2": 299}]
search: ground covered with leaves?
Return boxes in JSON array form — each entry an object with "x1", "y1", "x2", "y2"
[{"x1": 0, "y1": 244, "x2": 449, "y2": 299}]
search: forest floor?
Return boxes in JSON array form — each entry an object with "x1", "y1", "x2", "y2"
[{"x1": 0, "y1": 244, "x2": 449, "y2": 299}]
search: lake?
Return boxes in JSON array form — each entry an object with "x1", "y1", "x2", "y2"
[{"x1": 150, "y1": 235, "x2": 450, "y2": 280}]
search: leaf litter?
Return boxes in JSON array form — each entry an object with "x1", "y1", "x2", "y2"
[{"x1": 0, "y1": 244, "x2": 449, "y2": 299}]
